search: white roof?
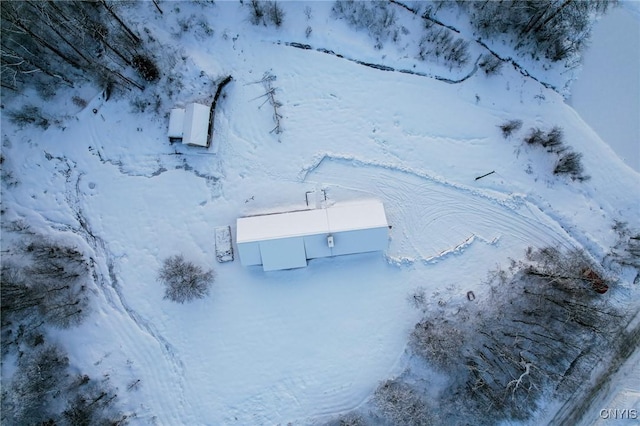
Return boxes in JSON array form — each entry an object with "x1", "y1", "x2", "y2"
[
  {"x1": 168, "y1": 108, "x2": 185, "y2": 138},
  {"x1": 236, "y1": 200, "x2": 388, "y2": 243},
  {"x1": 182, "y1": 103, "x2": 210, "y2": 147}
]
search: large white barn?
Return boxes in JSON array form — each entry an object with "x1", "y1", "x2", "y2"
[{"x1": 236, "y1": 200, "x2": 389, "y2": 271}]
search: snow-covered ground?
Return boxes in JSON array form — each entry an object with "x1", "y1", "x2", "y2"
[
  {"x1": 569, "y1": 1, "x2": 640, "y2": 172},
  {"x1": 2, "y1": 2, "x2": 639, "y2": 425}
]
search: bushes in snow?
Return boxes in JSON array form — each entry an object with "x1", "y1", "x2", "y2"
[
  {"x1": 267, "y1": 1, "x2": 285, "y2": 27},
  {"x1": 478, "y1": 53, "x2": 503, "y2": 75},
  {"x1": 524, "y1": 125, "x2": 564, "y2": 152},
  {"x1": 323, "y1": 412, "x2": 368, "y2": 426},
  {"x1": 331, "y1": 1, "x2": 399, "y2": 49},
  {"x1": 553, "y1": 150, "x2": 585, "y2": 179},
  {"x1": 324, "y1": 379, "x2": 433, "y2": 426},
  {"x1": 498, "y1": 119, "x2": 522, "y2": 138},
  {"x1": 524, "y1": 126, "x2": 587, "y2": 180},
  {"x1": 522, "y1": 245, "x2": 613, "y2": 296},
  {"x1": 417, "y1": 21, "x2": 470, "y2": 70},
  {"x1": 505, "y1": 123, "x2": 588, "y2": 181},
  {"x1": 7, "y1": 105, "x2": 50, "y2": 129},
  {"x1": 373, "y1": 379, "x2": 433, "y2": 426},
  {"x1": 410, "y1": 319, "x2": 465, "y2": 374},
  {"x1": 248, "y1": 0, "x2": 265, "y2": 25},
  {"x1": 248, "y1": 0, "x2": 285, "y2": 28},
  {"x1": 158, "y1": 255, "x2": 214, "y2": 303}
]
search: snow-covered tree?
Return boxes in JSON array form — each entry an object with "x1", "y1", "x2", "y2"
[{"x1": 158, "y1": 255, "x2": 214, "y2": 303}]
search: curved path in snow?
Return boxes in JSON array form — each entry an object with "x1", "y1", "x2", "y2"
[{"x1": 303, "y1": 155, "x2": 577, "y2": 264}]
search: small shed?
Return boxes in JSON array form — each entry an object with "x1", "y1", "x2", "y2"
[
  {"x1": 236, "y1": 200, "x2": 389, "y2": 271},
  {"x1": 167, "y1": 103, "x2": 211, "y2": 147}
]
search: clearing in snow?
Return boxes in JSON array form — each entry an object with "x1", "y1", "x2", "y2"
[{"x1": 1, "y1": 1, "x2": 638, "y2": 425}]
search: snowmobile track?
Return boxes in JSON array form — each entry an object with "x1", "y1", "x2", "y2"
[{"x1": 303, "y1": 155, "x2": 579, "y2": 263}]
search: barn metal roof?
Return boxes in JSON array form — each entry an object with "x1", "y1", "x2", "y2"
[{"x1": 236, "y1": 200, "x2": 388, "y2": 243}]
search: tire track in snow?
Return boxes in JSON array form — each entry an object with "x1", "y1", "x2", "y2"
[
  {"x1": 85, "y1": 112, "x2": 222, "y2": 196},
  {"x1": 57, "y1": 164, "x2": 193, "y2": 422},
  {"x1": 303, "y1": 155, "x2": 578, "y2": 263},
  {"x1": 12, "y1": 167, "x2": 192, "y2": 422},
  {"x1": 226, "y1": 370, "x2": 369, "y2": 425}
]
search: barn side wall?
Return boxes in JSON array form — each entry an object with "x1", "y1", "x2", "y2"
[
  {"x1": 259, "y1": 237, "x2": 307, "y2": 271},
  {"x1": 237, "y1": 226, "x2": 389, "y2": 271},
  {"x1": 330, "y1": 227, "x2": 389, "y2": 256},
  {"x1": 237, "y1": 241, "x2": 262, "y2": 266},
  {"x1": 303, "y1": 234, "x2": 332, "y2": 259}
]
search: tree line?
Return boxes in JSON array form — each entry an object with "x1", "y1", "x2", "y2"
[
  {"x1": 1, "y1": 236, "x2": 133, "y2": 424},
  {"x1": 1, "y1": 0, "x2": 159, "y2": 95},
  {"x1": 463, "y1": 0, "x2": 613, "y2": 62}
]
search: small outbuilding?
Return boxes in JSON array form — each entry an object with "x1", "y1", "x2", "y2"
[
  {"x1": 236, "y1": 200, "x2": 389, "y2": 271},
  {"x1": 168, "y1": 103, "x2": 211, "y2": 147}
]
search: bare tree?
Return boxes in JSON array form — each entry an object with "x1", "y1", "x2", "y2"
[{"x1": 158, "y1": 255, "x2": 214, "y2": 303}]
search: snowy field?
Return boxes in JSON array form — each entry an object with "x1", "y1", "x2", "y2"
[
  {"x1": 2, "y1": 2, "x2": 639, "y2": 425},
  {"x1": 569, "y1": 0, "x2": 640, "y2": 172}
]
